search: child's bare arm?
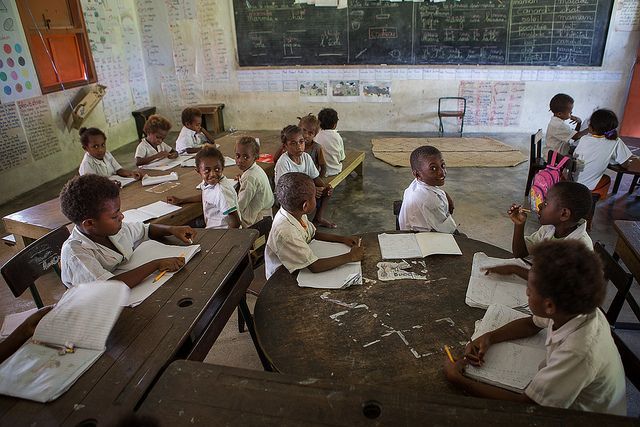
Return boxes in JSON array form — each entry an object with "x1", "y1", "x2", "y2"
[
  {"x1": 112, "y1": 257, "x2": 185, "y2": 288},
  {"x1": 0, "y1": 306, "x2": 52, "y2": 364},
  {"x1": 117, "y1": 169, "x2": 142, "y2": 180},
  {"x1": 571, "y1": 129, "x2": 589, "y2": 141},
  {"x1": 227, "y1": 211, "x2": 241, "y2": 228},
  {"x1": 149, "y1": 224, "x2": 197, "y2": 243},
  {"x1": 317, "y1": 148, "x2": 327, "y2": 177},
  {"x1": 199, "y1": 128, "x2": 216, "y2": 144},
  {"x1": 167, "y1": 194, "x2": 202, "y2": 205},
  {"x1": 315, "y1": 232, "x2": 358, "y2": 247},
  {"x1": 136, "y1": 151, "x2": 169, "y2": 166},
  {"x1": 484, "y1": 264, "x2": 529, "y2": 281},
  {"x1": 507, "y1": 204, "x2": 529, "y2": 258},
  {"x1": 307, "y1": 247, "x2": 363, "y2": 273}
]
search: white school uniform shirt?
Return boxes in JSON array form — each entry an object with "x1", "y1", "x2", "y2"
[
  {"x1": 198, "y1": 176, "x2": 239, "y2": 229},
  {"x1": 274, "y1": 152, "x2": 320, "y2": 185},
  {"x1": 135, "y1": 138, "x2": 173, "y2": 159},
  {"x1": 398, "y1": 179, "x2": 457, "y2": 233},
  {"x1": 265, "y1": 208, "x2": 317, "y2": 279},
  {"x1": 525, "y1": 310, "x2": 626, "y2": 416},
  {"x1": 315, "y1": 129, "x2": 346, "y2": 176},
  {"x1": 524, "y1": 221, "x2": 593, "y2": 252},
  {"x1": 545, "y1": 116, "x2": 577, "y2": 155},
  {"x1": 61, "y1": 222, "x2": 149, "y2": 287},
  {"x1": 238, "y1": 163, "x2": 274, "y2": 228},
  {"x1": 573, "y1": 135, "x2": 632, "y2": 191},
  {"x1": 78, "y1": 152, "x2": 122, "y2": 177},
  {"x1": 175, "y1": 126, "x2": 203, "y2": 154}
]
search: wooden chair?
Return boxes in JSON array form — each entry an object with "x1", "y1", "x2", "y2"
[
  {"x1": 524, "y1": 130, "x2": 546, "y2": 197},
  {"x1": 595, "y1": 243, "x2": 636, "y2": 327},
  {"x1": 0, "y1": 226, "x2": 70, "y2": 308},
  {"x1": 238, "y1": 216, "x2": 273, "y2": 333},
  {"x1": 393, "y1": 200, "x2": 402, "y2": 231},
  {"x1": 437, "y1": 97, "x2": 466, "y2": 137}
]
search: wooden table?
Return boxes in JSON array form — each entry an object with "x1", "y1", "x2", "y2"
[
  {"x1": 614, "y1": 221, "x2": 640, "y2": 282},
  {"x1": 0, "y1": 228, "x2": 260, "y2": 426},
  {"x1": 608, "y1": 156, "x2": 640, "y2": 195},
  {"x1": 254, "y1": 233, "x2": 512, "y2": 394},
  {"x1": 137, "y1": 361, "x2": 635, "y2": 426}
]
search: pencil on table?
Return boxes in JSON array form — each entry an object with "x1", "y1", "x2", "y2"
[{"x1": 444, "y1": 345, "x2": 455, "y2": 363}]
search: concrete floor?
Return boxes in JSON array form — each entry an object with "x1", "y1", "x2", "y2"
[{"x1": 1, "y1": 130, "x2": 639, "y2": 414}]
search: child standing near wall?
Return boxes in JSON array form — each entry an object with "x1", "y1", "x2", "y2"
[
  {"x1": 78, "y1": 127, "x2": 141, "y2": 180},
  {"x1": 135, "y1": 115, "x2": 178, "y2": 166},
  {"x1": 175, "y1": 108, "x2": 216, "y2": 154},
  {"x1": 545, "y1": 94, "x2": 588, "y2": 155},
  {"x1": 316, "y1": 108, "x2": 346, "y2": 177},
  {"x1": 235, "y1": 136, "x2": 274, "y2": 227}
]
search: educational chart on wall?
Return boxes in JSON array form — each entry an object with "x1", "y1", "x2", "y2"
[
  {"x1": 232, "y1": 0, "x2": 615, "y2": 66},
  {"x1": 459, "y1": 81, "x2": 525, "y2": 127},
  {"x1": 615, "y1": 0, "x2": 640, "y2": 31},
  {"x1": 0, "y1": 103, "x2": 29, "y2": 172},
  {"x1": 17, "y1": 96, "x2": 61, "y2": 161},
  {"x1": 0, "y1": 0, "x2": 41, "y2": 103}
]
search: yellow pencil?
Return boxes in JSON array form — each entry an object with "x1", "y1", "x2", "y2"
[
  {"x1": 444, "y1": 345, "x2": 455, "y2": 363},
  {"x1": 153, "y1": 270, "x2": 167, "y2": 283},
  {"x1": 358, "y1": 237, "x2": 362, "y2": 247},
  {"x1": 520, "y1": 208, "x2": 531, "y2": 213}
]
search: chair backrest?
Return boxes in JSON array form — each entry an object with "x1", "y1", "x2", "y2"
[
  {"x1": 530, "y1": 129, "x2": 543, "y2": 162},
  {"x1": 0, "y1": 226, "x2": 70, "y2": 308},
  {"x1": 594, "y1": 242, "x2": 635, "y2": 326},
  {"x1": 612, "y1": 331, "x2": 640, "y2": 391},
  {"x1": 393, "y1": 200, "x2": 402, "y2": 231},
  {"x1": 249, "y1": 216, "x2": 273, "y2": 268}
]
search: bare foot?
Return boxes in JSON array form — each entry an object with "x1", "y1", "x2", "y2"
[{"x1": 314, "y1": 218, "x2": 337, "y2": 229}]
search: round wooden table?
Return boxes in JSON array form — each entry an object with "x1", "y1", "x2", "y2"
[{"x1": 254, "y1": 233, "x2": 513, "y2": 394}]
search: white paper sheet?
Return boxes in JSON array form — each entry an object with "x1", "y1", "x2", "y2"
[
  {"x1": 296, "y1": 241, "x2": 362, "y2": 289},
  {"x1": 377, "y1": 233, "x2": 461, "y2": 259},
  {"x1": 141, "y1": 172, "x2": 179, "y2": 186},
  {"x1": 472, "y1": 304, "x2": 546, "y2": 349},
  {"x1": 140, "y1": 155, "x2": 193, "y2": 171},
  {"x1": 122, "y1": 201, "x2": 181, "y2": 223},
  {"x1": 109, "y1": 176, "x2": 136, "y2": 187},
  {"x1": 465, "y1": 253, "x2": 529, "y2": 310}
]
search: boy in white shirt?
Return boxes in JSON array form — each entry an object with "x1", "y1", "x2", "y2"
[
  {"x1": 175, "y1": 108, "x2": 216, "y2": 154},
  {"x1": 545, "y1": 94, "x2": 588, "y2": 155},
  {"x1": 444, "y1": 240, "x2": 626, "y2": 416},
  {"x1": 398, "y1": 146, "x2": 457, "y2": 233},
  {"x1": 135, "y1": 115, "x2": 178, "y2": 166},
  {"x1": 167, "y1": 145, "x2": 241, "y2": 229},
  {"x1": 275, "y1": 125, "x2": 335, "y2": 228},
  {"x1": 316, "y1": 108, "x2": 346, "y2": 177},
  {"x1": 60, "y1": 175, "x2": 195, "y2": 288},
  {"x1": 235, "y1": 136, "x2": 274, "y2": 227},
  {"x1": 265, "y1": 172, "x2": 362, "y2": 279},
  {"x1": 78, "y1": 127, "x2": 141, "y2": 180}
]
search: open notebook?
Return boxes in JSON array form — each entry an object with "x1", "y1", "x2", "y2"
[
  {"x1": 465, "y1": 252, "x2": 529, "y2": 310},
  {"x1": 180, "y1": 156, "x2": 235, "y2": 168},
  {"x1": 122, "y1": 201, "x2": 182, "y2": 223},
  {"x1": 297, "y1": 241, "x2": 361, "y2": 289},
  {"x1": 115, "y1": 240, "x2": 201, "y2": 307},
  {"x1": 141, "y1": 172, "x2": 179, "y2": 186},
  {"x1": 141, "y1": 155, "x2": 194, "y2": 171},
  {"x1": 109, "y1": 175, "x2": 137, "y2": 187},
  {"x1": 464, "y1": 304, "x2": 546, "y2": 393},
  {"x1": 0, "y1": 281, "x2": 130, "y2": 402},
  {"x1": 377, "y1": 232, "x2": 461, "y2": 259}
]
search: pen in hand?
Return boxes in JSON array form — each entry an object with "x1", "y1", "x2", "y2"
[{"x1": 444, "y1": 345, "x2": 455, "y2": 363}]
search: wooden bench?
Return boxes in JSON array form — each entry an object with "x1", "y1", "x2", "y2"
[{"x1": 328, "y1": 150, "x2": 365, "y2": 188}]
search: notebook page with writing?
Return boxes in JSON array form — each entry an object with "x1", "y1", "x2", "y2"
[
  {"x1": 137, "y1": 201, "x2": 182, "y2": 218},
  {"x1": 472, "y1": 304, "x2": 547, "y2": 349},
  {"x1": 378, "y1": 233, "x2": 422, "y2": 259},
  {"x1": 109, "y1": 176, "x2": 136, "y2": 187},
  {"x1": 32, "y1": 281, "x2": 130, "y2": 351},
  {"x1": 122, "y1": 209, "x2": 156, "y2": 224},
  {"x1": 465, "y1": 252, "x2": 528, "y2": 310},
  {"x1": 297, "y1": 241, "x2": 361, "y2": 289},
  {"x1": 415, "y1": 232, "x2": 462, "y2": 257}
]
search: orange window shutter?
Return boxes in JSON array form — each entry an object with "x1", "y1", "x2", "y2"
[
  {"x1": 48, "y1": 35, "x2": 86, "y2": 83},
  {"x1": 29, "y1": 35, "x2": 59, "y2": 87}
]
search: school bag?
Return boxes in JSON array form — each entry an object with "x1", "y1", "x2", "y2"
[{"x1": 530, "y1": 151, "x2": 569, "y2": 212}]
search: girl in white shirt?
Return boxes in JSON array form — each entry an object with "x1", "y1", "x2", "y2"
[
  {"x1": 78, "y1": 127, "x2": 141, "y2": 181},
  {"x1": 135, "y1": 115, "x2": 178, "y2": 166}
]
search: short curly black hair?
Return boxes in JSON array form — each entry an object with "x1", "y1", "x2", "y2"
[
  {"x1": 60, "y1": 175, "x2": 120, "y2": 224},
  {"x1": 530, "y1": 240, "x2": 605, "y2": 315},
  {"x1": 549, "y1": 93, "x2": 574, "y2": 114},
  {"x1": 181, "y1": 107, "x2": 202, "y2": 126},
  {"x1": 318, "y1": 108, "x2": 339, "y2": 130},
  {"x1": 79, "y1": 127, "x2": 106, "y2": 148},
  {"x1": 549, "y1": 181, "x2": 593, "y2": 221},
  {"x1": 281, "y1": 125, "x2": 303, "y2": 145},
  {"x1": 410, "y1": 145, "x2": 442, "y2": 171},
  {"x1": 195, "y1": 144, "x2": 225, "y2": 169},
  {"x1": 237, "y1": 136, "x2": 260, "y2": 159},
  {"x1": 276, "y1": 172, "x2": 315, "y2": 211}
]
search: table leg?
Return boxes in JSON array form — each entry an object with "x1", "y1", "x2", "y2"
[
  {"x1": 14, "y1": 235, "x2": 34, "y2": 250},
  {"x1": 354, "y1": 160, "x2": 364, "y2": 177},
  {"x1": 238, "y1": 296, "x2": 273, "y2": 372},
  {"x1": 612, "y1": 172, "x2": 623, "y2": 195}
]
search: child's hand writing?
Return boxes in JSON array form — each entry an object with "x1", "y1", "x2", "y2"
[
  {"x1": 349, "y1": 245, "x2": 364, "y2": 262},
  {"x1": 168, "y1": 151, "x2": 178, "y2": 159},
  {"x1": 442, "y1": 353, "x2": 468, "y2": 382},
  {"x1": 130, "y1": 171, "x2": 142, "y2": 180},
  {"x1": 156, "y1": 257, "x2": 185, "y2": 272},
  {"x1": 464, "y1": 334, "x2": 491, "y2": 366},
  {"x1": 507, "y1": 203, "x2": 527, "y2": 225},
  {"x1": 341, "y1": 236, "x2": 360, "y2": 247},
  {"x1": 170, "y1": 226, "x2": 197, "y2": 244},
  {"x1": 167, "y1": 195, "x2": 182, "y2": 205},
  {"x1": 156, "y1": 151, "x2": 170, "y2": 160}
]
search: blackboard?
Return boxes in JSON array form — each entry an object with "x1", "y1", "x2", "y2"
[{"x1": 233, "y1": 0, "x2": 614, "y2": 67}]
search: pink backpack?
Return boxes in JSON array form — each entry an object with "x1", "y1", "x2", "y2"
[{"x1": 530, "y1": 151, "x2": 569, "y2": 212}]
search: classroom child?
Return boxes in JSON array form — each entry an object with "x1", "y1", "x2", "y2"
[
  {"x1": 78, "y1": 127, "x2": 141, "y2": 180},
  {"x1": 398, "y1": 145, "x2": 457, "y2": 233},
  {"x1": 274, "y1": 115, "x2": 327, "y2": 176},
  {"x1": 444, "y1": 240, "x2": 626, "y2": 416},
  {"x1": 265, "y1": 172, "x2": 363, "y2": 279},
  {"x1": 235, "y1": 136, "x2": 274, "y2": 228},
  {"x1": 545, "y1": 94, "x2": 588, "y2": 155},
  {"x1": 167, "y1": 144, "x2": 241, "y2": 229},
  {"x1": 275, "y1": 125, "x2": 335, "y2": 228},
  {"x1": 316, "y1": 107, "x2": 346, "y2": 177},
  {"x1": 175, "y1": 107, "x2": 216, "y2": 154},
  {"x1": 135, "y1": 115, "x2": 178, "y2": 166},
  {"x1": 573, "y1": 109, "x2": 633, "y2": 200},
  {"x1": 59, "y1": 175, "x2": 195, "y2": 288}
]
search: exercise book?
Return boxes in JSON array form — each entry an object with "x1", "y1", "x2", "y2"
[
  {"x1": 297, "y1": 240, "x2": 362, "y2": 289},
  {"x1": 377, "y1": 232, "x2": 462, "y2": 260},
  {"x1": 141, "y1": 155, "x2": 194, "y2": 171},
  {"x1": 141, "y1": 172, "x2": 179, "y2": 186},
  {"x1": 0, "y1": 281, "x2": 130, "y2": 402},
  {"x1": 109, "y1": 176, "x2": 137, "y2": 187},
  {"x1": 122, "y1": 201, "x2": 182, "y2": 223},
  {"x1": 180, "y1": 156, "x2": 235, "y2": 168},
  {"x1": 465, "y1": 252, "x2": 529, "y2": 310}
]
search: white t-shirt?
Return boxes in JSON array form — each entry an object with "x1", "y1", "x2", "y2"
[
  {"x1": 78, "y1": 152, "x2": 122, "y2": 177},
  {"x1": 135, "y1": 138, "x2": 173, "y2": 159},
  {"x1": 265, "y1": 208, "x2": 317, "y2": 279},
  {"x1": 398, "y1": 179, "x2": 457, "y2": 233},
  {"x1": 545, "y1": 116, "x2": 577, "y2": 155},
  {"x1": 61, "y1": 222, "x2": 149, "y2": 287},
  {"x1": 175, "y1": 126, "x2": 203, "y2": 154},
  {"x1": 525, "y1": 221, "x2": 593, "y2": 252},
  {"x1": 274, "y1": 152, "x2": 320, "y2": 185},
  {"x1": 315, "y1": 129, "x2": 346, "y2": 176},
  {"x1": 526, "y1": 310, "x2": 626, "y2": 415},
  {"x1": 198, "y1": 177, "x2": 239, "y2": 229},
  {"x1": 573, "y1": 136, "x2": 632, "y2": 191},
  {"x1": 238, "y1": 163, "x2": 274, "y2": 228}
]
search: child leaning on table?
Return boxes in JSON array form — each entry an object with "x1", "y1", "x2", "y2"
[
  {"x1": 235, "y1": 136, "x2": 274, "y2": 228},
  {"x1": 59, "y1": 175, "x2": 195, "y2": 288},
  {"x1": 544, "y1": 93, "x2": 588, "y2": 155},
  {"x1": 444, "y1": 240, "x2": 626, "y2": 416},
  {"x1": 264, "y1": 172, "x2": 363, "y2": 279},
  {"x1": 167, "y1": 144, "x2": 241, "y2": 229},
  {"x1": 175, "y1": 107, "x2": 216, "y2": 154},
  {"x1": 398, "y1": 145, "x2": 457, "y2": 234},
  {"x1": 78, "y1": 127, "x2": 141, "y2": 180},
  {"x1": 135, "y1": 114, "x2": 178, "y2": 166}
]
